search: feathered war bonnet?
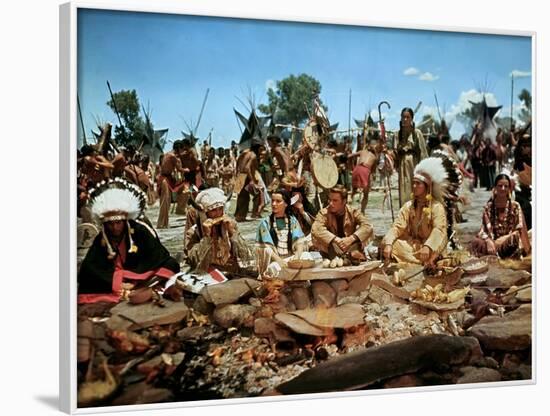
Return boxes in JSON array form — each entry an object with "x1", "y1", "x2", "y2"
[
  {"x1": 413, "y1": 150, "x2": 463, "y2": 245},
  {"x1": 88, "y1": 178, "x2": 147, "y2": 259},
  {"x1": 413, "y1": 150, "x2": 462, "y2": 204}
]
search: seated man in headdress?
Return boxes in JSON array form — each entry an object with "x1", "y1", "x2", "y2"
[
  {"x1": 311, "y1": 185, "x2": 373, "y2": 261},
  {"x1": 382, "y1": 155, "x2": 456, "y2": 265},
  {"x1": 78, "y1": 178, "x2": 180, "y2": 304},
  {"x1": 185, "y1": 187, "x2": 254, "y2": 275}
]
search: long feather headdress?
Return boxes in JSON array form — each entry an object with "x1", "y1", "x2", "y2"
[
  {"x1": 414, "y1": 151, "x2": 462, "y2": 203},
  {"x1": 88, "y1": 178, "x2": 146, "y2": 222}
]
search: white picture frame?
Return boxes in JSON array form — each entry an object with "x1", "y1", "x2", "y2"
[{"x1": 59, "y1": 1, "x2": 538, "y2": 414}]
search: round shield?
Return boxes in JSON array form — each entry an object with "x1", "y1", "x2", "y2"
[
  {"x1": 77, "y1": 223, "x2": 99, "y2": 248},
  {"x1": 311, "y1": 153, "x2": 339, "y2": 189}
]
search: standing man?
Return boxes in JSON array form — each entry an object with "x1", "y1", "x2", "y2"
[
  {"x1": 395, "y1": 107, "x2": 428, "y2": 207},
  {"x1": 204, "y1": 147, "x2": 221, "y2": 188},
  {"x1": 176, "y1": 138, "x2": 202, "y2": 215},
  {"x1": 349, "y1": 138, "x2": 379, "y2": 214},
  {"x1": 234, "y1": 140, "x2": 262, "y2": 222},
  {"x1": 156, "y1": 140, "x2": 188, "y2": 229},
  {"x1": 267, "y1": 135, "x2": 292, "y2": 178}
]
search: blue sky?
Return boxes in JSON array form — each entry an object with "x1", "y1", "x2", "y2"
[{"x1": 77, "y1": 8, "x2": 532, "y2": 149}]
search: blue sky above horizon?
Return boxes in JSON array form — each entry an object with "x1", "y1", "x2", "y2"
[{"x1": 77, "y1": 8, "x2": 532, "y2": 149}]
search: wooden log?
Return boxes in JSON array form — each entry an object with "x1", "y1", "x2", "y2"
[{"x1": 274, "y1": 335, "x2": 481, "y2": 395}]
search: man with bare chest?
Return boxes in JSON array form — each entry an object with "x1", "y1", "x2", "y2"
[
  {"x1": 267, "y1": 135, "x2": 292, "y2": 179},
  {"x1": 350, "y1": 142, "x2": 378, "y2": 214},
  {"x1": 79, "y1": 145, "x2": 114, "y2": 186},
  {"x1": 234, "y1": 142, "x2": 262, "y2": 221},
  {"x1": 111, "y1": 145, "x2": 136, "y2": 178},
  {"x1": 157, "y1": 140, "x2": 189, "y2": 229},
  {"x1": 78, "y1": 145, "x2": 115, "y2": 222},
  {"x1": 175, "y1": 139, "x2": 201, "y2": 215}
]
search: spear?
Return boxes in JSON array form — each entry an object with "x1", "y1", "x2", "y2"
[
  {"x1": 510, "y1": 74, "x2": 514, "y2": 131},
  {"x1": 348, "y1": 88, "x2": 352, "y2": 141},
  {"x1": 77, "y1": 94, "x2": 87, "y2": 146},
  {"x1": 433, "y1": 91, "x2": 442, "y2": 123},
  {"x1": 106, "y1": 80, "x2": 127, "y2": 143}
]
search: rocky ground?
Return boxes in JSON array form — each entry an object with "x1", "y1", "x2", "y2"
[{"x1": 76, "y1": 180, "x2": 532, "y2": 407}]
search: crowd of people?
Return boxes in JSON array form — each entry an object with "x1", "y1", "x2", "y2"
[{"x1": 76, "y1": 110, "x2": 532, "y2": 303}]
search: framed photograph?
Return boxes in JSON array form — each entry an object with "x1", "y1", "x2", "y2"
[{"x1": 60, "y1": 1, "x2": 535, "y2": 413}]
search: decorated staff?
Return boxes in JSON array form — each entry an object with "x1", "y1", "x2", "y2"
[{"x1": 377, "y1": 100, "x2": 395, "y2": 221}]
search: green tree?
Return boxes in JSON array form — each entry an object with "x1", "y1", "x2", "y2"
[
  {"x1": 106, "y1": 89, "x2": 147, "y2": 146},
  {"x1": 258, "y1": 74, "x2": 327, "y2": 126},
  {"x1": 517, "y1": 89, "x2": 531, "y2": 124}
]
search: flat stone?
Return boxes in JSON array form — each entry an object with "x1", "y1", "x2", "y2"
[
  {"x1": 467, "y1": 304, "x2": 531, "y2": 351},
  {"x1": 311, "y1": 281, "x2": 336, "y2": 308},
  {"x1": 192, "y1": 295, "x2": 214, "y2": 315},
  {"x1": 485, "y1": 268, "x2": 531, "y2": 288},
  {"x1": 177, "y1": 325, "x2": 208, "y2": 341},
  {"x1": 254, "y1": 317, "x2": 295, "y2": 342},
  {"x1": 212, "y1": 304, "x2": 257, "y2": 329},
  {"x1": 107, "y1": 301, "x2": 189, "y2": 331},
  {"x1": 274, "y1": 312, "x2": 332, "y2": 336},
  {"x1": 348, "y1": 273, "x2": 372, "y2": 293},
  {"x1": 337, "y1": 290, "x2": 369, "y2": 305},
  {"x1": 515, "y1": 287, "x2": 532, "y2": 302},
  {"x1": 457, "y1": 366, "x2": 502, "y2": 384},
  {"x1": 370, "y1": 274, "x2": 410, "y2": 299},
  {"x1": 279, "y1": 262, "x2": 381, "y2": 281},
  {"x1": 329, "y1": 279, "x2": 349, "y2": 293},
  {"x1": 368, "y1": 286, "x2": 392, "y2": 306},
  {"x1": 200, "y1": 278, "x2": 261, "y2": 305},
  {"x1": 290, "y1": 287, "x2": 311, "y2": 310},
  {"x1": 288, "y1": 304, "x2": 365, "y2": 329},
  {"x1": 270, "y1": 292, "x2": 295, "y2": 313}
]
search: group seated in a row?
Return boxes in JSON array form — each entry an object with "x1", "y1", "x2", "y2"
[{"x1": 77, "y1": 166, "x2": 531, "y2": 304}]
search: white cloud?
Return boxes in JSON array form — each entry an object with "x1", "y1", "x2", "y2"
[
  {"x1": 403, "y1": 67, "x2": 419, "y2": 76},
  {"x1": 265, "y1": 79, "x2": 276, "y2": 91},
  {"x1": 420, "y1": 104, "x2": 438, "y2": 118},
  {"x1": 510, "y1": 70, "x2": 531, "y2": 78},
  {"x1": 500, "y1": 102, "x2": 529, "y2": 119},
  {"x1": 418, "y1": 72, "x2": 440, "y2": 82},
  {"x1": 447, "y1": 89, "x2": 499, "y2": 119},
  {"x1": 415, "y1": 90, "x2": 504, "y2": 138}
]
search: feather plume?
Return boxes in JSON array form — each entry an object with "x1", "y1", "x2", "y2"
[{"x1": 88, "y1": 178, "x2": 146, "y2": 222}]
